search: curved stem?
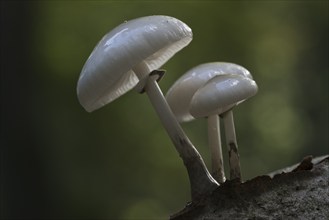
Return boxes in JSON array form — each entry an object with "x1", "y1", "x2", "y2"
[
  {"x1": 222, "y1": 110, "x2": 242, "y2": 181},
  {"x1": 207, "y1": 115, "x2": 226, "y2": 183},
  {"x1": 133, "y1": 62, "x2": 218, "y2": 200}
]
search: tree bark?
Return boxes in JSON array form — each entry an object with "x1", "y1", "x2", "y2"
[{"x1": 171, "y1": 155, "x2": 329, "y2": 220}]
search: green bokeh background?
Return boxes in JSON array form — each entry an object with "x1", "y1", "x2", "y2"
[{"x1": 2, "y1": 1, "x2": 328, "y2": 219}]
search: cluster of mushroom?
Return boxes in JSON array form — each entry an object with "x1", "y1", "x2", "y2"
[
  {"x1": 166, "y1": 62, "x2": 258, "y2": 183},
  {"x1": 77, "y1": 15, "x2": 258, "y2": 201}
]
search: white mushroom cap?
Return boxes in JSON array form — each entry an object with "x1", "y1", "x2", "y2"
[
  {"x1": 77, "y1": 15, "x2": 192, "y2": 112},
  {"x1": 166, "y1": 62, "x2": 253, "y2": 122},
  {"x1": 190, "y1": 74, "x2": 258, "y2": 118}
]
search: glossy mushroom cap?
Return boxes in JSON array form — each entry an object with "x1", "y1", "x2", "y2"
[
  {"x1": 77, "y1": 15, "x2": 192, "y2": 112},
  {"x1": 166, "y1": 62, "x2": 253, "y2": 122},
  {"x1": 190, "y1": 74, "x2": 258, "y2": 118}
]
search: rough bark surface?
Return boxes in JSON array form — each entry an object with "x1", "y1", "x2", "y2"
[{"x1": 171, "y1": 155, "x2": 329, "y2": 220}]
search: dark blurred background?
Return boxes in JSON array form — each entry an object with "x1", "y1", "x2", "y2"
[{"x1": 1, "y1": 1, "x2": 328, "y2": 219}]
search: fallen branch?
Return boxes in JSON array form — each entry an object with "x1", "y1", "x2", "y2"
[{"x1": 171, "y1": 155, "x2": 329, "y2": 220}]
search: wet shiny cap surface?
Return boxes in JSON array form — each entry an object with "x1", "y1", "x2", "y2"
[
  {"x1": 190, "y1": 74, "x2": 258, "y2": 118},
  {"x1": 77, "y1": 15, "x2": 192, "y2": 112},
  {"x1": 166, "y1": 62, "x2": 254, "y2": 122}
]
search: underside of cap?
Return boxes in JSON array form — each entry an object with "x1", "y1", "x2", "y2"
[{"x1": 77, "y1": 15, "x2": 193, "y2": 112}]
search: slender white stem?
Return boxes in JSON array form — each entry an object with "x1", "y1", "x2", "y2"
[
  {"x1": 207, "y1": 115, "x2": 226, "y2": 183},
  {"x1": 133, "y1": 62, "x2": 218, "y2": 200},
  {"x1": 222, "y1": 110, "x2": 242, "y2": 180}
]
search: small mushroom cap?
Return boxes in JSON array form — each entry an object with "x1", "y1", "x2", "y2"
[
  {"x1": 77, "y1": 15, "x2": 192, "y2": 112},
  {"x1": 190, "y1": 74, "x2": 258, "y2": 118},
  {"x1": 166, "y1": 62, "x2": 253, "y2": 122}
]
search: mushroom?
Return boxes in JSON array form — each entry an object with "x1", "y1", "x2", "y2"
[
  {"x1": 191, "y1": 73, "x2": 258, "y2": 180},
  {"x1": 77, "y1": 15, "x2": 218, "y2": 201},
  {"x1": 166, "y1": 62, "x2": 258, "y2": 182}
]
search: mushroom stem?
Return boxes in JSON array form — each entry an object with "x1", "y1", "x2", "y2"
[
  {"x1": 133, "y1": 62, "x2": 218, "y2": 200},
  {"x1": 207, "y1": 115, "x2": 226, "y2": 183},
  {"x1": 222, "y1": 110, "x2": 242, "y2": 181}
]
